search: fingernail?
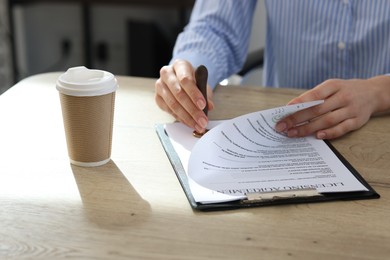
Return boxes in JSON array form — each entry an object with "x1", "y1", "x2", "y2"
[
  {"x1": 198, "y1": 117, "x2": 208, "y2": 128},
  {"x1": 287, "y1": 129, "x2": 298, "y2": 137},
  {"x1": 197, "y1": 99, "x2": 206, "y2": 110},
  {"x1": 317, "y1": 132, "x2": 326, "y2": 139},
  {"x1": 275, "y1": 122, "x2": 287, "y2": 132}
]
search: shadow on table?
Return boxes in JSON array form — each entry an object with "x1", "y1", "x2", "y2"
[{"x1": 71, "y1": 160, "x2": 151, "y2": 229}]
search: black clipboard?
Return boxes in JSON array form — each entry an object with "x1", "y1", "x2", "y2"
[{"x1": 155, "y1": 124, "x2": 380, "y2": 211}]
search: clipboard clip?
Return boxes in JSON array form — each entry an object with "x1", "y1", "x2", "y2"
[{"x1": 243, "y1": 188, "x2": 321, "y2": 203}]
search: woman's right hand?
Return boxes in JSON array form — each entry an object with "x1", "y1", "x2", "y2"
[{"x1": 155, "y1": 59, "x2": 214, "y2": 133}]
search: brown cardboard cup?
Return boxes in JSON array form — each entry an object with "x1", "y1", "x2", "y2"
[{"x1": 57, "y1": 66, "x2": 118, "y2": 167}]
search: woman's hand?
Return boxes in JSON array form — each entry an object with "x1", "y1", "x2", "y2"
[
  {"x1": 275, "y1": 76, "x2": 390, "y2": 139},
  {"x1": 155, "y1": 59, "x2": 214, "y2": 133}
]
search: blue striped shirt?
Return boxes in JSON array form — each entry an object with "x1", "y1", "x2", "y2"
[{"x1": 172, "y1": 0, "x2": 390, "y2": 89}]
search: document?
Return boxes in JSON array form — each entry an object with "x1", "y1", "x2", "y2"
[{"x1": 163, "y1": 101, "x2": 369, "y2": 204}]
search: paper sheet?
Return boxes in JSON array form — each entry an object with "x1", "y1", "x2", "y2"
[
  {"x1": 165, "y1": 121, "x2": 242, "y2": 203},
  {"x1": 165, "y1": 101, "x2": 368, "y2": 204}
]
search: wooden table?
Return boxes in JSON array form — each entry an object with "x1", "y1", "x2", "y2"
[{"x1": 1, "y1": 73, "x2": 389, "y2": 259}]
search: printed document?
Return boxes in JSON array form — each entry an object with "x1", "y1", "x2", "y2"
[{"x1": 165, "y1": 101, "x2": 368, "y2": 204}]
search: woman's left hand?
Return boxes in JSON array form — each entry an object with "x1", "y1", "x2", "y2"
[{"x1": 275, "y1": 76, "x2": 390, "y2": 140}]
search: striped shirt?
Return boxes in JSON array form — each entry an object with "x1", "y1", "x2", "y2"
[{"x1": 172, "y1": 0, "x2": 390, "y2": 89}]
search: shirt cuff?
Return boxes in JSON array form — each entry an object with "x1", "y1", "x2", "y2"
[{"x1": 170, "y1": 52, "x2": 221, "y2": 90}]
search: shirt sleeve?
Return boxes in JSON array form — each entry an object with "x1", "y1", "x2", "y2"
[{"x1": 171, "y1": 0, "x2": 258, "y2": 88}]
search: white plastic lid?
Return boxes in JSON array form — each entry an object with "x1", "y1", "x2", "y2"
[{"x1": 56, "y1": 66, "x2": 118, "y2": 96}]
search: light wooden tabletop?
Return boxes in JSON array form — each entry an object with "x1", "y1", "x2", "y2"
[{"x1": 0, "y1": 72, "x2": 389, "y2": 260}]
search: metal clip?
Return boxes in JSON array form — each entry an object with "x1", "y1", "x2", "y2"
[{"x1": 244, "y1": 188, "x2": 321, "y2": 203}]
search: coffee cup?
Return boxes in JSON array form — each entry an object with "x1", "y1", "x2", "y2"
[{"x1": 56, "y1": 66, "x2": 118, "y2": 167}]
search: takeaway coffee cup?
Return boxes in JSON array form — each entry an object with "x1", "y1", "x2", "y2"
[{"x1": 56, "y1": 66, "x2": 118, "y2": 167}]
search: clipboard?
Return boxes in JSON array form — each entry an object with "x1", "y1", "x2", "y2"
[{"x1": 155, "y1": 124, "x2": 380, "y2": 211}]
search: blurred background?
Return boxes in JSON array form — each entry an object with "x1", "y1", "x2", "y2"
[{"x1": 0, "y1": 0, "x2": 265, "y2": 95}]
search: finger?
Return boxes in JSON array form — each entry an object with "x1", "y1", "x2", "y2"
[
  {"x1": 159, "y1": 65, "x2": 182, "y2": 94},
  {"x1": 172, "y1": 60, "x2": 207, "y2": 111},
  {"x1": 315, "y1": 117, "x2": 363, "y2": 140},
  {"x1": 155, "y1": 78, "x2": 204, "y2": 131},
  {"x1": 276, "y1": 96, "x2": 339, "y2": 133},
  {"x1": 172, "y1": 86, "x2": 208, "y2": 131},
  {"x1": 314, "y1": 105, "x2": 371, "y2": 140},
  {"x1": 287, "y1": 79, "x2": 340, "y2": 105},
  {"x1": 171, "y1": 61, "x2": 209, "y2": 129},
  {"x1": 155, "y1": 93, "x2": 180, "y2": 121},
  {"x1": 158, "y1": 61, "x2": 210, "y2": 132},
  {"x1": 285, "y1": 106, "x2": 356, "y2": 138},
  {"x1": 277, "y1": 83, "x2": 349, "y2": 132},
  {"x1": 155, "y1": 78, "x2": 172, "y2": 113},
  {"x1": 160, "y1": 62, "x2": 197, "y2": 107}
]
